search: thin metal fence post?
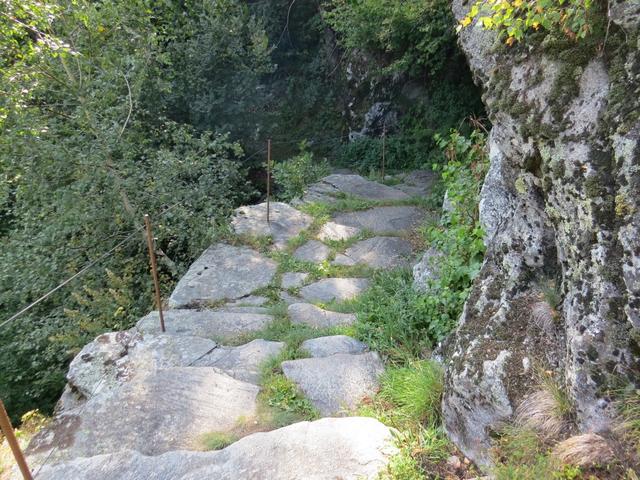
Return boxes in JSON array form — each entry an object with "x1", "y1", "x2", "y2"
[
  {"x1": 0, "y1": 400, "x2": 33, "y2": 480},
  {"x1": 144, "y1": 215, "x2": 165, "y2": 333},
  {"x1": 381, "y1": 124, "x2": 386, "y2": 180},
  {"x1": 266, "y1": 138, "x2": 272, "y2": 224}
]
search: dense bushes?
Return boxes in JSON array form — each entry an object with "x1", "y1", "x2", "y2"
[
  {"x1": 272, "y1": 145, "x2": 330, "y2": 201},
  {"x1": 0, "y1": 0, "x2": 260, "y2": 421}
]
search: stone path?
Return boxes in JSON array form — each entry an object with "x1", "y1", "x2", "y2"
[{"x1": 23, "y1": 172, "x2": 433, "y2": 479}]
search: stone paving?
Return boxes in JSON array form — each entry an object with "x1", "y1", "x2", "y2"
[{"x1": 26, "y1": 172, "x2": 433, "y2": 480}]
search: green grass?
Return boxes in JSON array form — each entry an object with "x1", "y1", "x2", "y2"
[
  {"x1": 618, "y1": 388, "x2": 640, "y2": 455},
  {"x1": 200, "y1": 431, "x2": 238, "y2": 450},
  {"x1": 350, "y1": 268, "x2": 436, "y2": 363},
  {"x1": 379, "y1": 361, "x2": 443, "y2": 426}
]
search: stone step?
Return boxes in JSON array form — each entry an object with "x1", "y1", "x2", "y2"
[
  {"x1": 300, "y1": 335, "x2": 368, "y2": 358},
  {"x1": 288, "y1": 303, "x2": 356, "y2": 328},
  {"x1": 301, "y1": 174, "x2": 410, "y2": 204},
  {"x1": 167, "y1": 243, "x2": 277, "y2": 308},
  {"x1": 299, "y1": 277, "x2": 369, "y2": 303},
  {"x1": 192, "y1": 338, "x2": 285, "y2": 384},
  {"x1": 28, "y1": 367, "x2": 260, "y2": 465},
  {"x1": 32, "y1": 417, "x2": 397, "y2": 480},
  {"x1": 319, "y1": 206, "x2": 426, "y2": 241},
  {"x1": 332, "y1": 236, "x2": 414, "y2": 269},
  {"x1": 281, "y1": 352, "x2": 384, "y2": 416},
  {"x1": 137, "y1": 309, "x2": 273, "y2": 342}
]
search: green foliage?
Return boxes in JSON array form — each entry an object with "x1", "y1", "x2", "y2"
[
  {"x1": 200, "y1": 431, "x2": 238, "y2": 451},
  {"x1": 378, "y1": 361, "x2": 443, "y2": 427},
  {"x1": 272, "y1": 144, "x2": 330, "y2": 201},
  {"x1": 0, "y1": 0, "x2": 259, "y2": 422},
  {"x1": 323, "y1": 0, "x2": 456, "y2": 78},
  {"x1": 618, "y1": 388, "x2": 640, "y2": 456},
  {"x1": 460, "y1": 0, "x2": 598, "y2": 45}
]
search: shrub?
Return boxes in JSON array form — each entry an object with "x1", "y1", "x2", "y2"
[
  {"x1": 459, "y1": 0, "x2": 600, "y2": 45},
  {"x1": 272, "y1": 144, "x2": 330, "y2": 201}
]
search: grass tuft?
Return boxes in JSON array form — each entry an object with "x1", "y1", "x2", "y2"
[{"x1": 200, "y1": 431, "x2": 238, "y2": 451}]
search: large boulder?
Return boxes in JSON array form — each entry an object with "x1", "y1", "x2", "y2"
[
  {"x1": 32, "y1": 417, "x2": 398, "y2": 480},
  {"x1": 442, "y1": 1, "x2": 640, "y2": 467},
  {"x1": 167, "y1": 244, "x2": 277, "y2": 308}
]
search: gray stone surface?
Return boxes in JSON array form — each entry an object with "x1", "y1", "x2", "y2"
[
  {"x1": 168, "y1": 244, "x2": 277, "y2": 308},
  {"x1": 194, "y1": 339, "x2": 285, "y2": 384},
  {"x1": 302, "y1": 174, "x2": 409, "y2": 204},
  {"x1": 301, "y1": 336, "x2": 367, "y2": 358},
  {"x1": 317, "y1": 221, "x2": 362, "y2": 242},
  {"x1": 137, "y1": 309, "x2": 273, "y2": 341},
  {"x1": 282, "y1": 353, "x2": 384, "y2": 415},
  {"x1": 281, "y1": 272, "x2": 309, "y2": 289},
  {"x1": 279, "y1": 290, "x2": 302, "y2": 305},
  {"x1": 293, "y1": 240, "x2": 331, "y2": 263},
  {"x1": 412, "y1": 247, "x2": 444, "y2": 292},
  {"x1": 443, "y1": 1, "x2": 640, "y2": 467},
  {"x1": 299, "y1": 278, "x2": 369, "y2": 303},
  {"x1": 332, "y1": 236, "x2": 413, "y2": 269},
  {"x1": 231, "y1": 202, "x2": 313, "y2": 250},
  {"x1": 32, "y1": 417, "x2": 397, "y2": 480},
  {"x1": 288, "y1": 303, "x2": 357, "y2": 329},
  {"x1": 225, "y1": 295, "x2": 268, "y2": 306},
  {"x1": 330, "y1": 206, "x2": 425, "y2": 237},
  {"x1": 63, "y1": 332, "x2": 217, "y2": 408},
  {"x1": 395, "y1": 170, "x2": 438, "y2": 196},
  {"x1": 28, "y1": 367, "x2": 259, "y2": 463}
]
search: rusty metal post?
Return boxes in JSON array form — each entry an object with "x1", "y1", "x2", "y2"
[
  {"x1": 144, "y1": 215, "x2": 165, "y2": 333},
  {"x1": 381, "y1": 125, "x2": 386, "y2": 180},
  {"x1": 0, "y1": 400, "x2": 33, "y2": 480},
  {"x1": 266, "y1": 138, "x2": 272, "y2": 224}
]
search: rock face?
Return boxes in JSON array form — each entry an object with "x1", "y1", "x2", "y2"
[
  {"x1": 443, "y1": 4, "x2": 640, "y2": 467},
  {"x1": 167, "y1": 244, "x2": 277, "y2": 308},
  {"x1": 33, "y1": 417, "x2": 397, "y2": 480},
  {"x1": 231, "y1": 202, "x2": 313, "y2": 250},
  {"x1": 282, "y1": 353, "x2": 384, "y2": 415}
]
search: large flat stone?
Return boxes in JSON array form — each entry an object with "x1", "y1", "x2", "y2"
[
  {"x1": 301, "y1": 336, "x2": 368, "y2": 358},
  {"x1": 193, "y1": 339, "x2": 285, "y2": 384},
  {"x1": 137, "y1": 309, "x2": 273, "y2": 341},
  {"x1": 231, "y1": 202, "x2": 313, "y2": 250},
  {"x1": 303, "y1": 174, "x2": 409, "y2": 203},
  {"x1": 282, "y1": 353, "x2": 384, "y2": 415},
  {"x1": 317, "y1": 221, "x2": 362, "y2": 242},
  {"x1": 281, "y1": 272, "x2": 309, "y2": 289},
  {"x1": 293, "y1": 240, "x2": 331, "y2": 263},
  {"x1": 28, "y1": 367, "x2": 260, "y2": 463},
  {"x1": 168, "y1": 244, "x2": 277, "y2": 308},
  {"x1": 330, "y1": 206, "x2": 425, "y2": 237},
  {"x1": 299, "y1": 278, "x2": 369, "y2": 303},
  {"x1": 288, "y1": 303, "x2": 356, "y2": 328},
  {"x1": 63, "y1": 332, "x2": 217, "y2": 407},
  {"x1": 33, "y1": 417, "x2": 397, "y2": 480},
  {"x1": 332, "y1": 236, "x2": 414, "y2": 269}
]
